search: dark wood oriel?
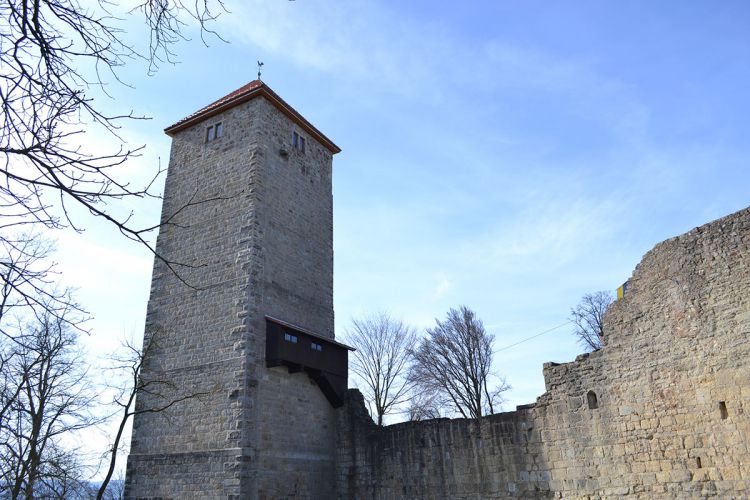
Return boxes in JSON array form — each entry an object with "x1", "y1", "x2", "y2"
[{"x1": 265, "y1": 316, "x2": 353, "y2": 407}]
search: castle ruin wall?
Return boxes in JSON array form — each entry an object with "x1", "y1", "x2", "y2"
[{"x1": 336, "y1": 205, "x2": 750, "y2": 499}]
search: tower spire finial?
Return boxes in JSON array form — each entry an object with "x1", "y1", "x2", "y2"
[{"x1": 257, "y1": 60, "x2": 264, "y2": 81}]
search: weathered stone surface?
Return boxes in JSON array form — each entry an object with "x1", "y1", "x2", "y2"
[
  {"x1": 337, "y1": 206, "x2": 750, "y2": 499},
  {"x1": 125, "y1": 89, "x2": 337, "y2": 499}
]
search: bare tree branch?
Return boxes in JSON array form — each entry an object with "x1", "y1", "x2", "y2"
[
  {"x1": 0, "y1": 0, "x2": 231, "y2": 307},
  {"x1": 0, "y1": 310, "x2": 96, "y2": 499},
  {"x1": 0, "y1": 233, "x2": 86, "y2": 337},
  {"x1": 346, "y1": 313, "x2": 416, "y2": 426},
  {"x1": 96, "y1": 329, "x2": 209, "y2": 499},
  {"x1": 406, "y1": 388, "x2": 442, "y2": 421},
  {"x1": 130, "y1": 0, "x2": 228, "y2": 73},
  {"x1": 570, "y1": 291, "x2": 613, "y2": 351},
  {"x1": 410, "y1": 305, "x2": 510, "y2": 419}
]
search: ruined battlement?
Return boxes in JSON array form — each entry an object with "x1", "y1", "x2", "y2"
[{"x1": 336, "y1": 206, "x2": 750, "y2": 499}]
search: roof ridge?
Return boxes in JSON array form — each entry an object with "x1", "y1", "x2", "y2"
[
  {"x1": 165, "y1": 80, "x2": 264, "y2": 132},
  {"x1": 164, "y1": 80, "x2": 341, "y2": 154}
]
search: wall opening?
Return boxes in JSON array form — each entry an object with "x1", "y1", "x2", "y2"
[
  {"x1": 719, "y1": 401, "x2": 728, "y2": 420},
  {"x1": 696, "y1": 457, "x2": 702, "y2": 469},
  {"x1": 587, "y1": 390, "x2": 599, "y2": 409},
  {"x1": 526, "y1": 427, "x2": 533, "y2": 442}
]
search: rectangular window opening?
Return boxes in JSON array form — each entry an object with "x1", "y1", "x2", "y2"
[
  {"x1": 311, "y1": 342, "x2": 322, "y2": 352},
  {"x1": 719, "y1": 401, "x2": 728, "y2": 420},
  {"x1": 206, "y1": 122, "x2": 223, "y2": 142},
  {"x1": 284, "y1": 332, "x2": 298, "y2": 344},
  {"x1": 292, "y1": 131, "x2": 306, "y2": 153}
]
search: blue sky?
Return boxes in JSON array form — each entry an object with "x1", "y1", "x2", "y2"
[{"x1": 56, "y1": 0, "x2": 750, "y2": 421}]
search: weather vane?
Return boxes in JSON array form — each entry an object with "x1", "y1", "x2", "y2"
[{"x1": 257, "y1": 61, "x2": 264, "y2": 81}]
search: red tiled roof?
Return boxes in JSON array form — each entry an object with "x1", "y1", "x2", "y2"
[{"x1": 164, "y1": 80, "x2": 341, "y2": 154}]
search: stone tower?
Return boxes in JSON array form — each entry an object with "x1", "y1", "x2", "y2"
[{"x1": 125, "y1": 81, "x2": 348, "y2": 499}]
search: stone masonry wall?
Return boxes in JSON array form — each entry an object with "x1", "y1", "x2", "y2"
[
  {"x1": 250, "y1": 98, "x2": 338, "y2": 500},
  {"x1": 126, "y1": 98, "x2": 266, "y2": 499},
  {"x1": 126, "y1": 91, "x2": 338, "y2": 499},
  {"x1": 336, "y1": 206, "x2": 750, "y2": 499}
]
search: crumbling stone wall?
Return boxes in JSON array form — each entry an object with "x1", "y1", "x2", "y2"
[{"x1": 337, "y1": 206, "x2": 750, "y2": 499}]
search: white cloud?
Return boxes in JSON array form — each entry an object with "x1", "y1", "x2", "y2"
[
  {"x1": 222, "y1": 0, "x2": 650, "y2": 143},
  {"x1": 53, "y1": 230, "x2": 152, "y2": 290},
  {"x1": 457, "y1": 195, "x2": 624, "y2": 276},
  {"x1": 434, "y1": 273, "x2": 452, "y2": 299}
]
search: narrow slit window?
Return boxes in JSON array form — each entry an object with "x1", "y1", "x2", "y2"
[
  {"x1": 719, "y1": 401, "x2": 728, "y2": 420},
  {"x1": 293, "y1": 131, "x2": 298, "y2": 148},
  {"x1": 587, "y1": 390, "x2": 599, "y2": 410},
  {"x1": 300, "y1": 137, "x2": 306, "y2": 153},
  {"x1": 696, "y1": 457, "x2": 702, "y2": 469}
]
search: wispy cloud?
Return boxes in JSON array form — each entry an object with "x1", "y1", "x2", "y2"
[
  {"x1": 223, "y1": 0, "x2": 650, "y2": 141},
  {"x1": 459, "y1": 196, "x2": 624, "y2": 273},
  {"x1": 53, "y1": 230, "x2": 153, "y2": 290},
  {"x1": 433, "y1": 273, "x2": 452, "y2": 299}
]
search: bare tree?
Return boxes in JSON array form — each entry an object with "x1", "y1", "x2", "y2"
[
  {"x1": 406, "y1": 388, "x2": 442, "y2": 421},
  {"x1": 410, "y1": 306, "x2": 509, "y2": 419},
  {"x1": 0, "y1": 0, "x2": 230, "y2": 316},
  {"x1": 97, "y1": 330, "x2": 209, "y2": 499},
  {"x1": 570, "y1": 291, "x2": 613, "y2": 351},
  {"x1": 0, "y1": 0, "x2": 228, "y2": 242},
  {"x1": 0, "y1": 233, "x2": 86, "y2": 335},
  {"x1": 33, "y1": 449, "x2": 91, "y2": 499},
  {"x1": 0, "y1": 311, "x2": 95, "y2": 499},
  {"x1": 346, "y1": 313, "x2": 416, "y2": 426},
  {"x1": 99, "y1": 467, "x2": 126, "y2": 500}
]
